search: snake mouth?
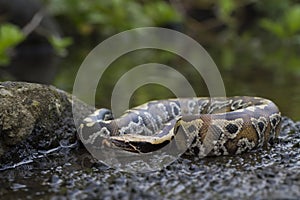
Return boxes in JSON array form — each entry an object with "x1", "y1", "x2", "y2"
[
  {"x1": 101, "y1": 118, "x2": 183, "y2": 153},
  {"x1": 109, "y1": 138, "x2": 171, "y2": 153}
]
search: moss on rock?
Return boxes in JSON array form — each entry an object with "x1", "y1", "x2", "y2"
[{"x1": 0, "y1": 81, "x2": 94, "y2": 164}]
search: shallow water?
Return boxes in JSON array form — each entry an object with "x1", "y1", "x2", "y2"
[{"x1": 0, "y1": 117, "x2": 300, "y2": 199}]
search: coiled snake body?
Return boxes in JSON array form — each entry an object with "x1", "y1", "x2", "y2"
[{"x1": 78, "y1": 97, "x2": 281, "y2": 157}]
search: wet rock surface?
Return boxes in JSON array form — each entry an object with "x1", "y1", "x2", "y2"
[
  {"x1": 0, "y1": 81, "x2": 94, "y2": 166},
  {"x1": 0, "y1": 81, "x2": 299, "y2": 200}
]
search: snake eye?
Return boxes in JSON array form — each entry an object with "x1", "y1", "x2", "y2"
[{"x1": 96, "y1": 108, "x2": 114, "y2": 121}]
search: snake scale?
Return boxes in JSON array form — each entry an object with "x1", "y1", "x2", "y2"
[{"x1": 78, "y1": 97, "x2": 281, "y2": 157}]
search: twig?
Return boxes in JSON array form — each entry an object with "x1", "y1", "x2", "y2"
[{"x1": 22, "y1": 9, "x2": 45, "y2": 36}]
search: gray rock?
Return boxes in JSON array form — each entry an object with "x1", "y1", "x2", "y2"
[{"x1": 0, "y1": 81, "x2": 94, "y2": 163}]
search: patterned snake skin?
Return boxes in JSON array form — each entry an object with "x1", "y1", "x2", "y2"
[{"x1": 78, "y1": 97, "x2": 281, "y2": 157}]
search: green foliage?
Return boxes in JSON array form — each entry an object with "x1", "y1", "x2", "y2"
[
  {"x1": 144, "y1": 1, "x2": 182, "y2": 25},
  {"x1": 0, "y1": 22, "x2": 72, "y2": 66},
  {"x1": 0, "y1": 24, "x2": 25, "y2": 65},
  {"x1": 48, "y1": 36, "x2": 73, "y2": 57},
  {"x1": 44, "y1": 0, "x2": 300, "y2": 75},
  {"x1": 206, "y1": 0, "x2": 300, "y2": 74},
  {"x1": 260, "y1": 5, "x2": 300, "y2": 38},
  {"x1": 217, "y1": 0, "x2": 236, "y2": 22},
  {"x1": 45, "y1": 0, "x2": 182, "y2": 36}
]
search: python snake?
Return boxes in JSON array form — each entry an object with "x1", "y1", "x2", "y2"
[{"x1": 78, "y1": 97, "x2": 281, "y2": 157}]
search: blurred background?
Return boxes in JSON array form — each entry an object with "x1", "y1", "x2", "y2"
[{"x1": 0, "y1": 0, "x2": 299, "y2": 120}]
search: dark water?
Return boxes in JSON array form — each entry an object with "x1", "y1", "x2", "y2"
[{"x1": 222, "y1": 69, "x2": 300, "y2": 121}]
